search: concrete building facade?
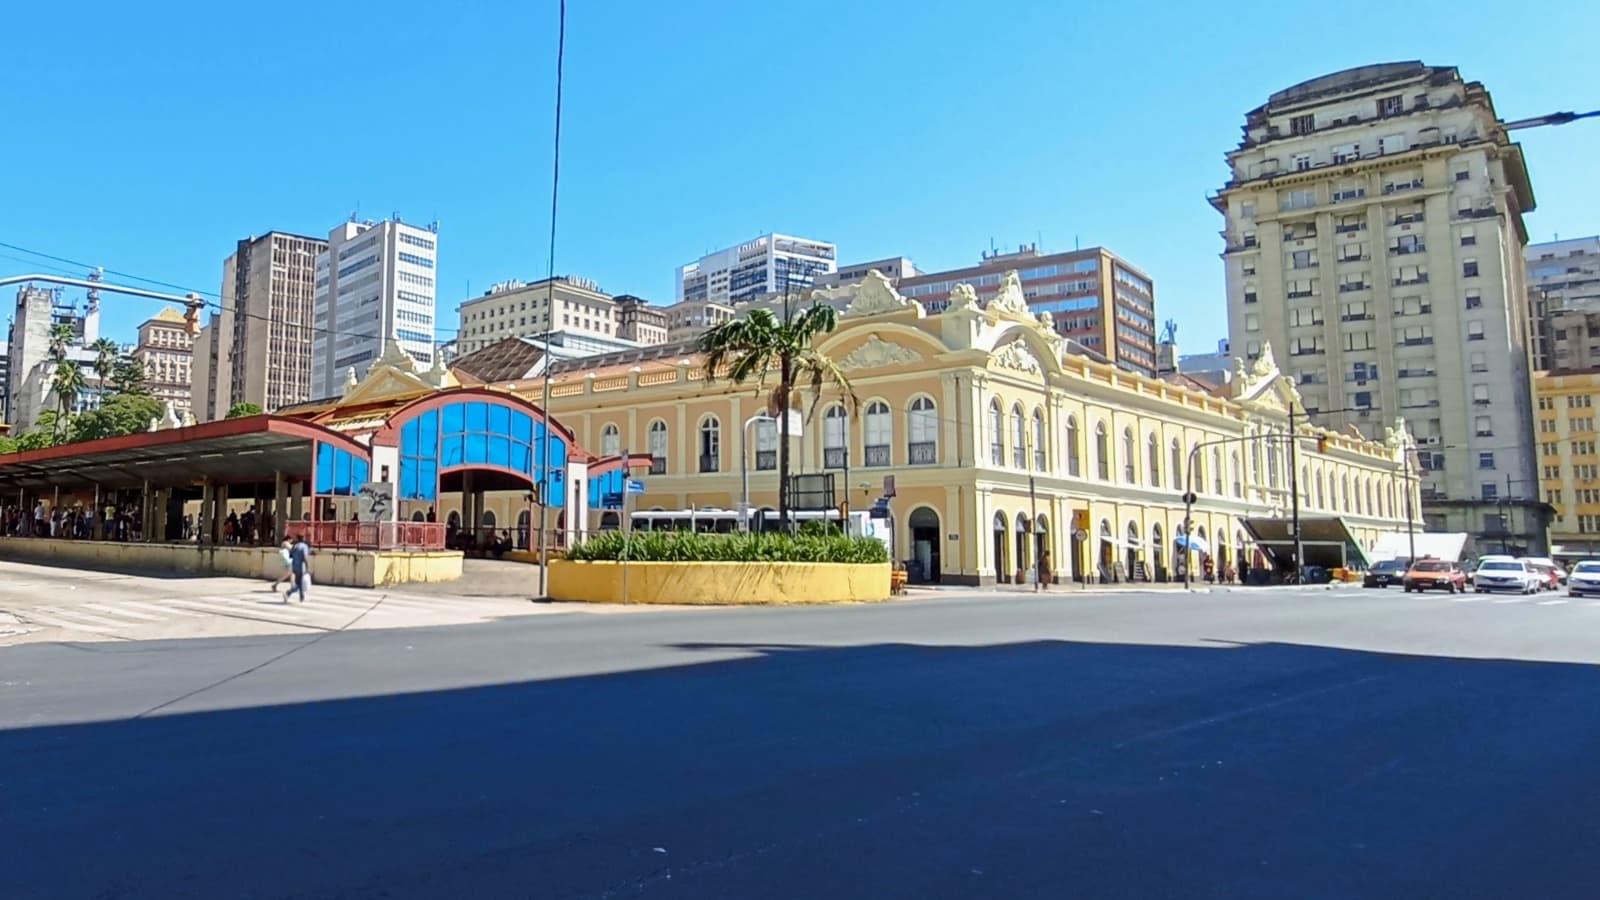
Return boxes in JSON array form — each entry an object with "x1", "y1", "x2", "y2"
[
  {"x1": 6, "y1": 283, "x2": 106, "y2": 431},
  {"x1": 133, "y1": 307, "x2": 197, "y2": 417},
  {"x1": 676, "y1": 233, "x2": 837, "y2": 305},
  {"x1": 662, "y1": 298, "x2": 736, "y2": 344},
  {"x1": 1213, "y1": 61, "x2": 1540, "y2": 550},
  {"x1": 1534, "y1": 368, "x2": 1600, "y2": 560},
  {"x1": 455, "y1": 277, "x2": 616, "y2": 357},
  {"x1": 812, "y1": 256, "x2": 920, "y2": 289},
  {"x1": 200, "y1": 232, "x2": 327, "y2": 420},
  {"x1": 311, "y1": 217, "x2": 438, "y2": 398},
  {"x1": 1527, "y1": 236, "x2": 1600, "y2": 371},
  {"x1": 895, "y1": 245, "x2": 1159, "y2": 377},
  {"x1": 613, "y1": 295, "x2": 668, "y2": 346}
]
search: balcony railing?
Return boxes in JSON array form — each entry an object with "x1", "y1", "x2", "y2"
[
  {"x1": 824, "y1": 447, "x2": 848, "y2": 469},
  {"x1": 649, "y1": 458, "x2": 667, "y2": 475},
  {"x1": 1335, "y1": 223, "x2": 1366, "y2": 234},
  {"x1": 755, "y1": 450, "x2": 777, "y2": 470},
  {"x1": 865, "y1": 444, "x2": 891, "y2": 468},
  {"x1": 908, "y1": 441, "x2": 937, "y2": 465},
  {"x1": 303, "y1": 522, "x2": 446, "y2": 551},
  {"x1": 1392, "y1": 213, "x2": 1425, "y2": 225},
  {"x1": 1338, "y1": 283, "x2": 1369, "y2": 293},
  {"x1": 699, "y1": 454, "x2": 719, "y2": 473},
  {"x1": 1393, "y1": 275, "x2": 1430, "y2": 286}
]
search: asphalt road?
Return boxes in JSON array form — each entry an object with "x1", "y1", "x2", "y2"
[{"x1": 4, "y1": 581, "x2": 1600, "y2": 898}]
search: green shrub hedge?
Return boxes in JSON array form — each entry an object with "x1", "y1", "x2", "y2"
[{"x1": 565, "y1": 529, "x2": 890, "y2": 564}]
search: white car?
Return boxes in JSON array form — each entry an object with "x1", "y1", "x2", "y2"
[
  {"x1": 1568, "y1": 561, "x2": 1600, "y2": 597},
  {"x1": 1472, "y1": 558, "x2": 1542, "y2": 594}
]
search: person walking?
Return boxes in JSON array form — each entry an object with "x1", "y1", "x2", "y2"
[
  {"x1": 270, "y1": 536, "x2": 295, "y2": 594},
  {"x1": 1036, "y1": 550, "x2": 1053, "y2": 593},
  {"x1": 284, "y1": 533, "x2": 311, "y2": 602}
]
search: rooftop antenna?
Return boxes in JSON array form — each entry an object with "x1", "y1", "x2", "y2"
[
  {"x1": 1160, "y1": 318, "x2": 1178, "y2": 345},
  {"x1": 1074, "y1": 234, "x2": 1081, "y2": 251}
]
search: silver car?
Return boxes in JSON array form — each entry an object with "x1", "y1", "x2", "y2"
[{"x1": 1568, "y1": 561, "x2": 1600, "y2": 597}]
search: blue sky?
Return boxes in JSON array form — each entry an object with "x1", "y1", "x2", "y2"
[{"x1": 2, "y1": 0, "x2": 1596, "y2": 356}]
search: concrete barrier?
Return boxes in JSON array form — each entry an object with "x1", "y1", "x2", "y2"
[
  {"x1": 0, "y1": 538, "x2": 462, "y2": 588},
  {"x1": 547, "y1": 560, "x2": 891, "y2": 605}
]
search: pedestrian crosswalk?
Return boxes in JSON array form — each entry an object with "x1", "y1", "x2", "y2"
[{"x1": 8, "y1": 587, "x2": 530, "y2": 638}]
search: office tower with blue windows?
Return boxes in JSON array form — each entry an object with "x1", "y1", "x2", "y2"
[{"x1": 311, "y1": 215, "x2": 440, "y2": 399}]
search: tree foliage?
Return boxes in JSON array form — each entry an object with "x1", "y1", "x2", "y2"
[
  {"x1": 110, "y1": 353, "x2": 148, "y2": 396},
  {"x1": 699, "y1": 302, "x2": 855, "y2": 521},
  {"x1": 69, "y1": 393, "x2": 165, "y2": 443},
  {"x1": 88, "y1": 337, "x2": 120, "y2": 395},
  {"x1": 565, "y1": 529, "x2": 889, "y2": 564},
  {"x1": 226, "y1": 402, "x2": 264, "y2": 419}
]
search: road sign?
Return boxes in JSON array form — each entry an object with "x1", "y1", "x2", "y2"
[
  {"x1": 601, "y1": 493, "x2": 623, "y2": 509},
  {"x1": 626, "y1": 479, "x2": 646, "y2": 494}
]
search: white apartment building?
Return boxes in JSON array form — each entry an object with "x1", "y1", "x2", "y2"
[
  {"x1": 310, "y1": 216, "x2": 438, "y2": 399},
  {"x1": 1213, "y1": 62, "x2": 1540, "y2": 548},
  {"x1": 676, "y1": 233, "x2": 837, "y2": 305},
  {"x1": 455, "y1": 277, "x2": 617, "y2": 356},
  {"x1": 661, "y1": 298, "x2": 737, "y2": 344}
]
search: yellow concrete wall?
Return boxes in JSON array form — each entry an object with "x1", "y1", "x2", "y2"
[
  {"x1": 548, "y1": 560, "x2": 891, "y2": 605},
  {"x1": 0, "y1": 539, "x2": 462, "y2": 588}
]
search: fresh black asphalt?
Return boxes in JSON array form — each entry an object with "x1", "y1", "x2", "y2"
[{"x1": 3, "y1": 585, "x2": 1599, "y2": 898}]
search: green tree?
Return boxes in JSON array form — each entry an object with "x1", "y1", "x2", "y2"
[
  {"x1": 88, "y1": 337, "x2": 120, "y2": 397},
  {"x1": 49, "y1": 361, "x2": 86, "y2": 442},
  {"x1": 46, "y1": 323, "x2": 77, "y2": 363},
  {"x1": 109, "y1": 353, "x2": 148, "y2": 395},
  {"x1": 15, "y1": 429, "x2": 54, "y2": 451},
  {"x1": 226, "y1": 402, "x2": 263, "y2": 419},
  {"x1": 700, "y1": 301, "x2": 856, "y2": 524},
  {"x1": 0, "y1": 434, "x2": 17, "y2": 455},
  {"x1": 69, "y1": 393, "x2": 165, "y2": 443}
]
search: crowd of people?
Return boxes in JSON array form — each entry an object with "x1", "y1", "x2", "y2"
[{"x1": 2, "y1": 501, "x2": 146, "y2": 541}]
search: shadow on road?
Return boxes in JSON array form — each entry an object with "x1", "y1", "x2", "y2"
[{"x1": 4, "y1": 637, "x2": 1598, "y2": 899}]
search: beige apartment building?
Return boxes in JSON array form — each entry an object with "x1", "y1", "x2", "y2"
[
  {"x1": 1534, "y1": 368, "x2": 1600, "y2": 560},
  {"x1": 662, "y1": 298, "x2": 736, "y2": 344},
  {"x1": 133, "y1": 307, "x2": 196, "y2": 417},
  {"x1": 613, "y1": 295, "x2": 668, "y2": 346},
  {"x1": 194, "y1": 231, "x2": 326, "y2": 420},
  {"x1": 1527, "y1": 236, "x2": 1600, "y2": 371},
  {"x1": 895, "y1": 245, "x2": 1159, "y2": 377},
  {"x1": 1213, "y1": 61, "x2": 1544, "y2": 553},
  {"x1": 456, "y1": 277, "x2": 618, "y2": 356}
]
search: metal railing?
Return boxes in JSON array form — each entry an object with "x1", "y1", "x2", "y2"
[
  {"x1": 302, "y1": 522, "x2": 447, "y2": 551},
  {"x1": 908, "y1": 441, "x2": 937, "y2": 465}
]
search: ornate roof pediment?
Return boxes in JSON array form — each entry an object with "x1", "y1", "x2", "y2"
[{"x1": 838, "y1": 334, "x2": 923, "y2": 370}]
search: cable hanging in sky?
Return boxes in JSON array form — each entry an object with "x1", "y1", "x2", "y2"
[{"x1": 537, "y1": 0, "x2": 567, "y2": 598}]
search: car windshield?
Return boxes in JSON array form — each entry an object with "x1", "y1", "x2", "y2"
[
  {"x1": 1414, "y1": 561, "x2": 1447, "y2": 572},
  {"x1": 1574, "y1": 562, "x2": 1600, "y2": 574},
  {"x1": 1374, "y1": 561, "x2": 1407, "y2": 573},
  {"x1": 1481, "y1": 561, "x2": 1522, "y2": 571}
]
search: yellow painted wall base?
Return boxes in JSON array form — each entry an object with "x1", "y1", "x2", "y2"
[
  {"x1": 547, "y1": 560, "x2": 891, "y2": 605},
  {"x1": 0, "y1": 539, "x2": 463, "y2": 588}
]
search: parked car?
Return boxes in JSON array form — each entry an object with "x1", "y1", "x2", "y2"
[
  {"x1": 1567, "y1": 560, "x2": 1600, "y2": 597},
  {"x1": 1472, "y1": 558, "x2": 1542, "y2": 594},
  {"x1": 1363, "y1": 558, "x2": 1409, "y2": 589},
  {"x1": 1403, "y1": 559, "x2": 1466, "y2": 593},
  {"x1": 1520, "y1": 557, "x2": 1566, "y2": 590}
]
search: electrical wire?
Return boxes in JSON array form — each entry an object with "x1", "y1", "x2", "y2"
[{"x1": 537, "y1": 0, "x2": 568, "y2": 593}]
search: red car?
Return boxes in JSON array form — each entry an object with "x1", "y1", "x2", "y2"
[{"x1": 1403, "y1": 559, "x2": 1467, "y2": 593}]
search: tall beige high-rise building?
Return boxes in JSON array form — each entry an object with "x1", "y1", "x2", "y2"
[
  {"x1": 1527, "y1": 236, "x2": 1600, "y2": 371},
  {"x1": 133, "y1": 307, "x2": 197, "y2": 418},
  {"x1": 193, "y1": 232, "x2": 326, "y2": 420},
  {"x1": 455, "y1": 276, "x2": 618, "y2": 356},
  {"x1": 1213, "y1": 62, "x2": 1545, "y2": 552}
]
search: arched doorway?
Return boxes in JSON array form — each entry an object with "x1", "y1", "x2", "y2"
[
  {"x1": 1236, "y1": 530, "x2": 1249, "y2": 583},
  {"x1": 1151, "y1": 523, "x2": 1166, "y2": 581},
  {"x1": 411, "y1": 511, "x2": 425, "y2": 522},
  {"x1": 992, "y1": 513, "x2": 1009, "y2": 583},
  {"x1": 447, "y1": 510, "x2": 461, "y2": 534},
  {"x1": 1126, "y1": 521, "x2": 1140, "y2": 580},
  {"x1": 1196, "y1": 525, "x2": 1209, "y2": 581},
  {"x1": 908, "y1": 507, "x2": 941, "y2": 584},
  {"x1": 1099, "y1": 519, "x2": 1114, "y2": 581},
  {"x1": 1014, "y1": 513, "x2": 1032, "y2": 584},
  {"x1": 599, "y1": 511, "x2": 621, "y2": 531},
  {"x1": 517, "y1": 510, "x2": 531, "y2": 549},
  {"x1": 1071, "y1": 527, "x2": 1085, "y2": 583},
  {"x1": 1034, "y1": 514, "x2": 1051, "y2": 585}
]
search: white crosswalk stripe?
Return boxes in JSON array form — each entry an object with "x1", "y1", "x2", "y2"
[{"x1": 1538, "y1": 599, "x2": 1569, "y2": 606}]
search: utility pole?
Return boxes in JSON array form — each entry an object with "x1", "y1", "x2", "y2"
[{"x1": 1287, "y1": 406, "x2": 1303, "y2": 581}]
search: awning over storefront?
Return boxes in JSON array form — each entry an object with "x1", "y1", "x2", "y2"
[
  {"x1": 1370, "y1": 531, "x2": 1467, "y2": 563},
  {"x1": 1240, "y1": 516, "x2": 1369, "y2": 569},
  {"x1": 0, "y1": 416, "x2": 368, "y2": 491}
]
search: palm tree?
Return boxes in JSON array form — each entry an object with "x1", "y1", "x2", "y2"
[
  {"x1": 47, "y1": 323, "x2": 77, "y2": 363},
  {"x1": 88, "y1": 337, "x2": 119, "y2": 397},
  {"x1": 700, "y1": 300, "x2": 856, "y2": 525},
  {"x1": 50, "y1": 360, "x2": 87, "y2": 443}
]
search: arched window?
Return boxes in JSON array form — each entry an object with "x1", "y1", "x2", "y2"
[
  {"x1": 1316, "y1": 471, "x2": 1326, "y2": 509},
  {"x1": 1341, "y1": 474, "x2": 1351, "y2": 511},
  {"x1": 648, "y1": 419, "x2": 668, "y2": 474},
  {"x1": 1066, "y1": 415, "x2": 1081, "y2": 476},
  {"x1": 1232, "y1": 451, "x2": 1244, "y2": 497},
  {"x1": 698, "y1": 416, "x2": 720, "y2": 472},
  {"x1": 1211, "y1": 447, "x2": 1223, "y2": 494},
  {"x1": 1251, "y1": 438, "x2": 1263, "y2": 486},
  {"x1": 1147, "y1": 432, "x2": 1161, "y2": 486},
  {"x1": 1122, "y1": 427, "x2": 1137, "y2": 483},
  {"x1": 1301, "y1": 465, "x2": 1310, "y2": 504},
  {"x1": 864, "y1": 401, "x2": 891, "y2": 467},
  {"x1": 1171, "y1": 438, "x2": 1184, "y2": 490},
  {"x1": 755, "y1": 417, "x2": 777, "y2": 470},
  {"x1": 1365, "y1": 480, "x2": 1375, "y2": 517},
  {"x1": 1095, "y1": 422, "x2": 1110, "y2": 480},
  {"x1": 1031, "y1": 408, "x2": 1047, "y2": 471},
  {"x1": 988, "y1": 399, "x2": 1004, "y2": 465},
  {"x1": 908, "y1": 396, "x2": 937, "y2": 465},
  {"x1": 824, "y1": 404, "x2": 848, "y2": 469},
  {"x1": 1267, "y1": 433, "x2": 1280, "y2": 488},
  {"x1": 600, "y1": 423, "x2": 620, "y2": 457},
  {"x1": 1011, "y1": 404, "x2": 1027, "y2": 468}
]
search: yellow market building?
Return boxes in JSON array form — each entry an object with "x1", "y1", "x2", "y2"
[
  {"x1": 431, "y1": 270, "x2": 1419, "y2": 585},
  {"x1": 1534, "y1": 368, "x2": 1600, "y2": 560}
]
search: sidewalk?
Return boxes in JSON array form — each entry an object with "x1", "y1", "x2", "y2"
[{"x1": 904, "y1": 579, "x2": 1359, "y2": 600}]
